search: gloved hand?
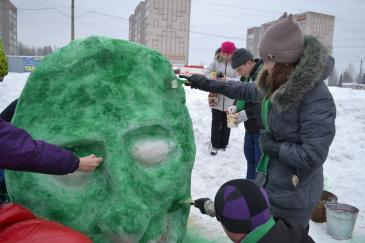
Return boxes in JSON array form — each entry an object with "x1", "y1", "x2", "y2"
[
  {"x1": 194, "y1": 197, "x2": 215, "y2": 217},
  {"x1": 194, "y1": 198, "x2": 216, "y2": 217},
  {"x1": 227, "y1": 105, "x2": 237, "y2": 114},
  {"x1": 259, "y1": 132, "x2": 281, "y2": 158},
  {"x1": 179, "y1": 74, "x2": 209, "y2": 88},
  {"x1": 235, "y1": 110, "x2": 248, "y2": 124},
  {"x1": 194, "y1": 198, "x2": 210, "y2": 214}
]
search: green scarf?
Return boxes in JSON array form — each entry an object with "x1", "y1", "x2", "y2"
[
  {"x1": 236, "y1": 99, "x2": 246, "y2": 111},
  {"x1": 241, "y1": 216, "x2": 275, "y2": 243},
  {"x1": 256, "y1": 97, "x2": 272, "y2": 174}
]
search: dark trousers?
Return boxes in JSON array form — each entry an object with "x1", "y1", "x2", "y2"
[
  {"x1": 244, "y1": 131, "x2": 262, "y2": 179},
  {"x1": 211, "y1": 108, "x2": 230, "y2": 149}
]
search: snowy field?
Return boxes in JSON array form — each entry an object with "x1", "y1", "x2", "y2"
[{"x1": 1, "y1": 73, "x2": 365, "y2": 242}]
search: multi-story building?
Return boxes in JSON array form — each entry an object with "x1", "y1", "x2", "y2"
[
  {"x1": 0, "y1": 0, "x2": 17, "y2": 55},
  {"x1": 129, "y1": 0, "x2": 191, "y2": 65},
  {"x1": 129, "y1": 1, "x2": 147, "y2": 45},
  {"x1": 247, "y1": 11, "x2": 335, "y2": 58}
]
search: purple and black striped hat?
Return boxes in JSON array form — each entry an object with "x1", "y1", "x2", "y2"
[{"x1": 214, "y1": 179, "x2": 270, "y2": 234}]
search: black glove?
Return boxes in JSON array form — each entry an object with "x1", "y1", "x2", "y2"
[
  {"x1": 179, "y1": 74, "x2": 209, "y2": 89},
  {"x1": 194, "y1": 198, "x2": 211, "y2": 214},
  {"x1": 259, "y1": 132, "x2": 281, "y2": 158}
]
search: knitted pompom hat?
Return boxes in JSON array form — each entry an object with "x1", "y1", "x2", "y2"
[
  {"x1": 259, "y1": 12, "x2": 304, "y2": 64},
  {"x1": 214, "y1": 179, "x2": 271, "y2": 234}
]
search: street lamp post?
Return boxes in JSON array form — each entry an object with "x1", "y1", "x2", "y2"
[
  {"x1": 356, "y1": 56, "x2": 364, "y2": 84},
  {"x1": 71, "y1": 0, "x2": 75, "y2": 41},
  {"x1": 359, "y1": 58, "x2": 363, "y2": 84}
]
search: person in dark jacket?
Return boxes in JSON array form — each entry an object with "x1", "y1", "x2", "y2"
[
  {"x1": 228, "y1": 48, "x2": 264, "y2": 179},
  {"x1": 181, "y1": 13, "x2": 336, "y2": 229},
  {"x1": 194, "y1": 179, "x2": 314, "y2": 243}
]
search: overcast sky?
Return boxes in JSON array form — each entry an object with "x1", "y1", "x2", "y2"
[{"x1": 11, "y1": 0, "x2": 365, "y2": 74}]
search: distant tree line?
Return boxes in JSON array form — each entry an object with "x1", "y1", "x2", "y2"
[
  {"x1": 0, "y1": 39, "x2": 8, "y2": 79},
  {"x1": 328, "y1": 63, "x2": 365, "y2": 87},
  {"x1": 17, "y1": 42, "x2": 57, "y2": 56}
]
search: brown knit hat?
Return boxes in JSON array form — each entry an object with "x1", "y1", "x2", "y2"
[{"x1": 259, "y1": 13, "x2": 304, "y2": 64}]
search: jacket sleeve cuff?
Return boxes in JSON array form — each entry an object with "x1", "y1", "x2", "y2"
[{"x1": 67, "y1": 152, "x2": 80, "y2": 173}]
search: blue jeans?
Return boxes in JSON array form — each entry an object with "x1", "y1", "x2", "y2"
[{"x1": 244, "y1": 132, "x2": 262, "y2": 179}]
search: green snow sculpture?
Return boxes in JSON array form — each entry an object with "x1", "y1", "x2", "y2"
[{"x1": 6, "y1": 36, "x2": 196, "y2": 242}]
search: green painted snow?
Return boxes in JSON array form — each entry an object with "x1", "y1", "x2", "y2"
[{"x1": 6, "y1": 36, "x2": 196, "y2": 242}]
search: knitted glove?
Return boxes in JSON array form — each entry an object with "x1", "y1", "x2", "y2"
[
  {"x1": 179, "y1": 74, "x2": 209, "y2": 89},
  {"x1": 194, "y1": 198, "x2": 216, "y2": 217}
]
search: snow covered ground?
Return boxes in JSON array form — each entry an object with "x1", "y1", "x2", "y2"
[{"x1": 1, "y1": 73, "x2": 365, "y2": 242}]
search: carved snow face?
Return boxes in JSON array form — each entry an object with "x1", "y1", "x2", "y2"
[{"x1": 6, "y1": 37, "x2": 195, "y2": 242}]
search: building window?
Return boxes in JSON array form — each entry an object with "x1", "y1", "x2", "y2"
[
  {"x1": 180, "y1": 23, "x2": 186, "y2": 31},
  {"x1": 153, "y1": 40, "x2": 158, "y2": 49}
]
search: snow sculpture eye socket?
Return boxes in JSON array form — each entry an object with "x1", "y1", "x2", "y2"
[
  {"x1": 132, "y1": 139, "x2": 175, "y2": 165},
  {"x1": 125, "y1": 125, "x2": 176, "y2": 166},
  {"x1": 53, "y1": 140, "x2": 106, "y2": 187}
]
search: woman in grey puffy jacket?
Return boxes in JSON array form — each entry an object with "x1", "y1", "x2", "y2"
[{"x1": 181, "y1": 13, "x2": 336, "y2": 229}]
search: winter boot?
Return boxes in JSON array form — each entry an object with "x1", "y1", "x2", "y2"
[{"x1": 210, "y1": 148, "x2": 218, "y2": 155}]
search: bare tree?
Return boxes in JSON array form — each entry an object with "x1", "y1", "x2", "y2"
[
  {"x1": 17, "y1": 42, "x2": 57, "y2": 56},
  {"x1": 342, "y1": 64, "x2": 355, "y2": 83}
]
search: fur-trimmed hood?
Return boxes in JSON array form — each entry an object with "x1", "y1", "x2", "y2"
[{"x1": 257, "y1": 35, "x2": 333, "y2": 111}]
